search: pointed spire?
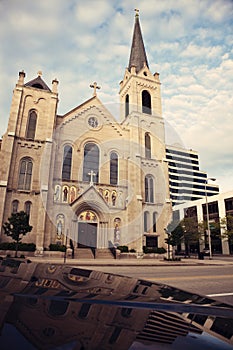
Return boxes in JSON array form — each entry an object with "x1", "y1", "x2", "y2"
[{"x1": 128, "y1": 10, "x2": 149, "y2": 73}]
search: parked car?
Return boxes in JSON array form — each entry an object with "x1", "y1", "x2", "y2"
[{"x1": 0, "y1": 258, "x2": 233, "y2": 349}]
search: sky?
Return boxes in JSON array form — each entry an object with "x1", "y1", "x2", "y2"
[{"x1": 0, "y1": 0, "x2": 233, "y2": 193}]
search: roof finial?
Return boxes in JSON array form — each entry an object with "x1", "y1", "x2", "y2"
[
  {"x1": 90, "y1": 82, "x2": 101, "y2": 96},
  {"x1": 134, "y1": 8, "x2": 139, "y2": 17},
  {"x1": 37, "y1": 70, "x2": 42, "y2": 77}
]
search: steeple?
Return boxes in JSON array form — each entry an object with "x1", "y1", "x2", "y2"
[
  {"x1": 119, "y1": 10, "x2": 162, "y2": 121},
  {"x1": 128, "y1": 9, "x2": 149, "y2": 73}
]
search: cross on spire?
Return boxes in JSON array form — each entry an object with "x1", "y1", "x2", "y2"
[
  {"x1": 134, "y1": 8, "x2": 139, "y2": 17},
  {"x1": 88, "y1": 170, "x2": 96, "y2": 186},
  {"x1": 90, "y1": 82, "x2": 101, "y2": 96}
]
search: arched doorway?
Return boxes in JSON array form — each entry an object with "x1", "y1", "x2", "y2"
[{"x1": 77, "y1": 210, "x2": 98, "y2": 248}]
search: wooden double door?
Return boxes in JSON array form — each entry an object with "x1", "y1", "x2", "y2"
[{"x1": 78, "y1": 222, "x2": 97, "y2": 248}]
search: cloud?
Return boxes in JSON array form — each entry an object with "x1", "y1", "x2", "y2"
[{"x1": 75, "y1": 1, "x2": 113, "y2": 24}]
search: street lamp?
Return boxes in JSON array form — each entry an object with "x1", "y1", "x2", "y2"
[
  {"x1": 164, "y1": 228, "x2": 171, "y2": 260},
  {"x1": 204, "y1": 178, "x2": 216, "y2": 260}
]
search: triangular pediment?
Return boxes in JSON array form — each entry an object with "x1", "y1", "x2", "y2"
[
  {"x1": 71, "y1": 185, "x2": 110, "y2": 213},
  {"x1": 58, "y1": 96, "x2": 124, "y2": 136}
]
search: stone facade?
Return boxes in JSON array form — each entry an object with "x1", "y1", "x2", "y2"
[{"x1": 0, "y1": 15, "x2": 172, "y2": 255}]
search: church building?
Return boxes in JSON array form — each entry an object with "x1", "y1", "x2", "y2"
[{"x1": 0, "y1": 13, "x2": 172, "y2": 257}]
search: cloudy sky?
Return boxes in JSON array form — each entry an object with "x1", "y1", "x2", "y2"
[{"x1": 0, "y1": 0, "x2": 232, "y2": 192}]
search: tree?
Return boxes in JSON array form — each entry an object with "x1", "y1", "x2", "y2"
[
  {"x1": 165, "y1": 224, "x2": 183, "y2": 259},
  {"x1": 220, "y1": 215, "x2": 233, "y2": 254},
  {"x1": 168, "y1": 217, "x2": 203, "y2": 257},
  {"x1": 181, "y1": 217, "x2": 203, "y2": 256},
  {"x1": 2, "y1": 211, "x2": 32, "y2": 257}
]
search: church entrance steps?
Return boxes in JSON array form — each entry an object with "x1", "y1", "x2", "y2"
[
  {"x1": 74, "y1": 248, "x2": 95, "y2": 259},
  {"x1": 95, "y1": 248, "x2": 116, "y2": 259}
]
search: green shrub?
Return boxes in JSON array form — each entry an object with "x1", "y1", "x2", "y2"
[
  {"x1": 0, "y1": 242, "x2": 36, "y2": 251},
  {"x1": 164, "y1": 257, "x2": 181, "y2": 261},
  {"x1": 129, "y1": 248, "x2": 136, "y2": 253},
  {"x1": 117, "y1": 245, "x2": 129, "y2": 253},
  {"x1": 18, "y1": 243, "x2": 36, "y2": 251},
  {"x1": 143, "y1": 246, "x2": 167, "y2": 254},
  {"x1": 49, "y1": 244, "x2": 66, "y2": 252}
]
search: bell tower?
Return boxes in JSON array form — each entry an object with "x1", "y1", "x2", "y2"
[
  {"x1": 0, "y1": 71, "x2": 59, "y2": 253},
  {"x1": 119, "y1": 10, "x2": 162, "y2": 121}
]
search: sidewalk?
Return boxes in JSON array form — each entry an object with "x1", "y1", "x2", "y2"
[{"x1": 26, "y1": 256, "x2": 233, "y2": 267}]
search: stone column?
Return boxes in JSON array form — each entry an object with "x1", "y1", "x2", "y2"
[{"x1": 98, "y1": 221, "x2": 108, "y2": 248}]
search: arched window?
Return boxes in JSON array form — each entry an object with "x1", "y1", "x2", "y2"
[
  {"x1": 145, "y1": 133, "x2": 151, "y2": 158},
  {"x1": 26, "y1": 110, "x2": 37, "y2": 140},
  {"x1": 125, "y1": 94, "x2": 129, "y2": 117},
  {"x1": 153, "y1": 212, "x2": 157, "y2": 232},
  {"x1": 144, "y1": 211, "x2": 149, "y2": 232},
  {"x1": 145, "y1": 175, "x2": 154, "y2": 203},
  {"x1": 142, "y1": 90, "x2": 151, "y2": 115},
  {"x1": 83, "y1": 143, "x2": 99, "y2": 183},
  {"x1": 62, "y1": 145, "x2": 72, "y2": 180},
  {"x1": 24, "y1": 201, "x2": 32, "y2": 221},
  {"x1": 18, "y1": 157, "x2": 33, "y2": 190},
  {"x1": 12, "y1": 200, "x2": 19, "y2": 213},
  {"x1": 110, "y1": 152, "x2": 118, "y2": 185}
]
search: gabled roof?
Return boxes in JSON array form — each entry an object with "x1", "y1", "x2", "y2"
[
  {"x1": 128, "y1": 13, "x2": 149, "y2": 73},
  {"x1": 25, "y1": 75, "x2": 51, "y2": 91},
  {"x1": 70, "y1": 185, "x2": 110, "y2": 214}
]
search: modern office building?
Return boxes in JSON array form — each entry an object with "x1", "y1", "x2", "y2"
[
  {"x1": 172, "y1": 191, "x2": 233, "y2": 255},
  {"x1": 166, "y1": 145, "x2": 219, "y2": 206}
]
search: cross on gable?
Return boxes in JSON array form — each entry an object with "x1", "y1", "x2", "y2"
[
  {"x1": 88, "y1": 170, "x2": 96, "y2": 186},
  {"x1": 90, "y1": 82, "x2": 101, "y2": 96}
]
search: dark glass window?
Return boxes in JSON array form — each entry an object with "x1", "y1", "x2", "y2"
[
  {"x1": 169, "y1": 162, "x2": 199, "y2": 171},
  {"x1": 12, "y1": 200, "x2": 19, "y2": 213},
  {"x1": 62, "y1": 145, "x2": 72, "y2": 180},
  {"x1": 142, "y1": 90, "x2": 151, "y2": 114},
  {"x1": 24, "y1": 201, "x2": 31, "y2": 221},
  {"x1": 26, "y1": 110, "x2": 37, "y2": 140},
  {"x1": 144, "y1": 211, "x2": 149, "y2": 232},
  {"x1": 153, "y1": 212, "x2": 156, "y2": 232},
  {"x1": 83, "y1": 143, "x2": 99, "y2": 183},
  {"x1": 110, "y1": 152, "x2": 118, "y2": 185},
  {"x1": 202, "y1": 201, "x2": 219, "y2": 215},
  {"x1": 166, "y1": 148, "x2": 199, "y2": 159},
  {"x1": 225, "y1": 198, "x2": 233, "y2": 212},
  {"x1": 125, "y1": 94, "x2": 129, "y2": 117},
  {"x1": 166, "y1": 154, "x2": 199, "y2": 165},
  {"x1": 146, "y1": 236, "x2": 158, "y2": 248},
  {"x1": 145, "y1": 133, "x2": 151, "y2": 158},
  {"x1": 145, "y1": 175, "x2": 154, "y2": 203},
  {"x1": 18, "y1": 157, "x2": 33, "y2": 190}
]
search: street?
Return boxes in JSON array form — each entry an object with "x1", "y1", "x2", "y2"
[{"x1": 81, "y1": 264, "x2": 233, "y2": 306}]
